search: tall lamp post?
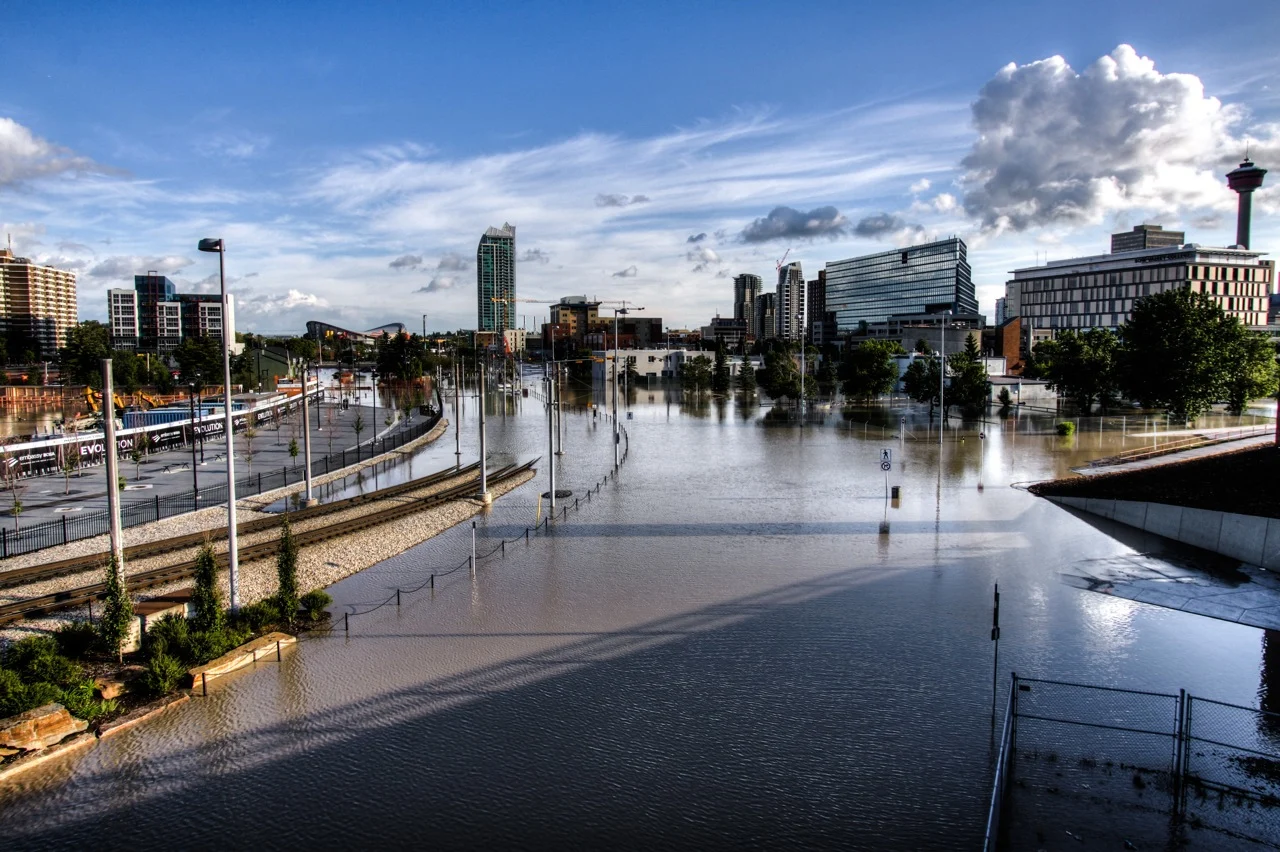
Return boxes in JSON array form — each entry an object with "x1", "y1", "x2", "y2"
[
  {"x1": 611, "y1": 303, "x2": 644, "y2": 469},
  {"x1": 197, "y1": 237, "x2": 240, "y2": 612},
  {"x1": 939, "y1": 309, "x2": 952, "y2": 446}
]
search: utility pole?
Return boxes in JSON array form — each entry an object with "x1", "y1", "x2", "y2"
[
  {"x1": 102, "y1": 359, "x2": 124, "y2": 570},
  {"x1": 546, "y1": 376, "x2": 556, "y2": 513},
  {"x1": 301, "y1": 365, "x2": 315, "y2": 506},
  {"x1": 453, "y1": 359, "x2": 461, "y2": 468},
  {"x1": 478, "y1": 355, "x2": 489, "y2": 503}
]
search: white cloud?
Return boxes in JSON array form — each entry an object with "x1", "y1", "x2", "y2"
[
  {"x1": 0, "y1": 117, "x2": 103, "y2": 188},
  {"x1": 389, "y1": 254, "x2": 423, "y2": 270},
  {"x1": 909, "y1": 178, "x2": 931, "y2": 193},
  {"x1": 961, "y1": 44, "x2": 1280, "y2": 233},
  {"x1": 687, "y1": 244, "x2": 721, "y2": 272},
  {"x1": 437, "y1": 252, "x2": 469, "y2": 271},
  {"x1": 87, "y1": 255, "x2": 194, "y2": 279},
  {"x1": 416, "y1": 276, "x2": 458, "y2": 293}
]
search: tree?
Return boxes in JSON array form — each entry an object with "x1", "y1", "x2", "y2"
[
  {"x1": 737, "y1": 357, "x2": 756, "y2": 396},
  {"x1": 758, "y1": 349, "x2": 809, "y2": 401},
  {"x1": 98, "y1": 553, "x2": 133, "y2": 663},
  {"x1": 276, "y1": 518, "x2": 299, "y2": 623},
  {"x1": 1224, "y1": 333, "x2": 1279, "y2": 416},
  {"x1": 61, "y1": 444, "x2": 81, "y2": 494},
  {"x1": 242, "y1": 427, "x2": 258, "y2": 475},
  {"x1": 945, "y1": 335, "x2": 990, "y2": 417},
  {"x1": 58, "y1": 321, "x2": 111, "y2": 387},
  {"x1": 902, "y1": 356, "x2": 942, "y2": 417},
  {"x1": 1027, "y1": 328, "x2": 1120, "y2": 414},
  {"x1": 352, "y1": 412, "x2": 365, "y2": 458},
  {"x1": 840, "y1": 340, "x2": 902, "y2": 400},
  {"x1": 173, "y1": 336, "x2": 224, "y2": 387},
  {"x1": 680, "y1": 355, "x2": 713, "y2": 392},
  {"x1": 130, "y1": 440, "x2": 146, "y2": 480},
  {"x1": 1118, "y1": 289, "x2": 1240, "y2": 421},
  {"x1": 289, "y1": 437, "x2": 300, "y2": 468},
  {"x1": 191, "y1": 541, "x2": 224, "y2": 633},
  {"x1": 711, "y1": 345, "x2": 731, "y2": 394}
]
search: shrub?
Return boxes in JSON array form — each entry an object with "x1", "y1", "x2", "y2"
[
  {"x1": 276, "y1": 519, "x2": 299, "y2": 624},
  {"x1": 191, "y1": 541, "x2": 224, "y2": 634},
  {"x1": 233, "y1": 600, "x2": 281, "y2": 635},
  {"x1": 139, "y1": 653, "x2": 186, "y2": 698},
  {"x1": 59, "y1": 681, "x2": 118, "y2": 722},
  {"x1": 0, "y1": 668, "x2": 27, "y2": 717},
  {"x1": 97, "y1": 554, "x2": 135, "y2": 663},
  {"x1": 187, "y1": 625, "x2": 250, "y2": 665},
  {"x1": 54, "y1": 621, "x2": 100, "y2": 659},
  {"x1": 997, "y1": 387, "x2": 1013, "y2": 407},
  {"x1": 4, "y1": 636, "x2": 81, "y2": 687},
  {"x1": 145, "y1": 614, "x2": 191, "y2": 662},
  {"x1": 300, "y1": 590, "x2": 332, "y2": 622},
  {"x1": 1056, "y1": 421, "x2": 1076, "y2": 436}
]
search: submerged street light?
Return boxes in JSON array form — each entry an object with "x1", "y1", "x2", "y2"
[{"x1": 198, "y1": 237, "x2": 240, "y2": 612}]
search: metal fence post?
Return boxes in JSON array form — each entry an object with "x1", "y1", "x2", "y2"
[
  {"x1": 154, "y1": 494, "x2": 161, "y2": 521},
  {"x1": 62, "y1": 515, "x2": 68, "y2": 545}
]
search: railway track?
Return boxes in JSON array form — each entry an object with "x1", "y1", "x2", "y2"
[
  {"x1": 0, "y1": 460, "x2": 535, "y2": 626},
  {"x1": 0, "y1": 461, "x2": 483, "y2": 590}
]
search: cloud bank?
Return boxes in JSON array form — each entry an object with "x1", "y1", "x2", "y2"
[{"x1": 740, "y1": 205, "x2": 848, "y2": 243}]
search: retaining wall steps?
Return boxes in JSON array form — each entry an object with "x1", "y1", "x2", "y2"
[{"x1": 187, "y1": 631, "x2": 296, "y2": 689}]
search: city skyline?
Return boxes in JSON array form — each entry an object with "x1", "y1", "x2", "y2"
[{"x1": 2, "y1": 3, "x2": 1279, "y2": 334}]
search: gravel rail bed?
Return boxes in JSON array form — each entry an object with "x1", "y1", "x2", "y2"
[{"x1": 0, "y1": 469, "x2": 534, "y2": 646}]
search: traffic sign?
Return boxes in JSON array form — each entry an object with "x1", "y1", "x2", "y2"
[
  {"x1": 880, "y1": 461, "x2": 892, "y2": 472},
  {"x1": 880, "y1": 448, "x2": 892, "y2": 463}
]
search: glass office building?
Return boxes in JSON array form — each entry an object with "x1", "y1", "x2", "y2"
[
  {"x1": 826, "y1": 237, "x2": 977, "y2": 330},
  {"x1": 477, "y1": 223, "x2": 516, "y2": 332}
]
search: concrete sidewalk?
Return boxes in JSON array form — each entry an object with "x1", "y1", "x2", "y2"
[
  {"x1": 1072, "y1": 434, "x2": 1274, "y2": 476},
  {"x1": 1, "y1": 401, "x2": 418, "y2": 532}
]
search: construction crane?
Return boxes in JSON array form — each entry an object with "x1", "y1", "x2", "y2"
[{"x1": 776, "y1": 248, "x2": 792, "y2": 271}]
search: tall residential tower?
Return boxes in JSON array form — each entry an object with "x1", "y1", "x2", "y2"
[
  {"x1": 477, "y1": 223, "x2": 516, "y2": 332},
  {"x1": 776, "y1": 261, "x2": 805, "y2": 342},
  {"x1": 0, "y1": 248, "x2": 78, "y2": 358},
  {"x1": 732, "y1": 274, "x2": 762, "y2": 341}
]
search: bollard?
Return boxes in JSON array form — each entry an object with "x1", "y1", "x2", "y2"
[
  {"x1": 344, "y1": 612, "x2": 349, "y2": 634},
  {"x1": 891, "y1": 485, "x2": 900, "y2": 499},
  {"x1": 396, "y1": 589, "x2": 401, "y2": 606},
  {"x1": 526, "y1": 527, "x2": 530, "y2": 542},
  {"x1": 276, "y1": 640, "x2": 282, "y2": 661},
  {"x1": 502, "y1": 539, "x2": 506, "y2": 556},
  {"x1": 430, "y1": 574, "x2": 435, "y2": 589},
  {"x1": 202, "y1": 672, "x2": 208, "y2": 696}
]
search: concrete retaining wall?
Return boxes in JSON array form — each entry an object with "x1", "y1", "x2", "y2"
[{"x1": 1045, "y1": 496, "x2": 1280, "y2": 569}]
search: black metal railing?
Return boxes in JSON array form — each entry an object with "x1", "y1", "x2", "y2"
[{"x1": 0, "y1": 412, "x2": 441, "y2": 559}]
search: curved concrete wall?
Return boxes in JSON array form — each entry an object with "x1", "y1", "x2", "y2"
[{"x1": 1045, "y1": 495, "x2": 1280, "y2": 570}]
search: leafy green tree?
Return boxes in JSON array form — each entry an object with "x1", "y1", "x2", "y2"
[
  {"x1": 61, "y1": 443, "x2": 81, "y2": 494},
  {"x1": 98, "y1": 553, "x2": 134, "y2": 663},
  {"x1": 758, "y1": 349, "x2": 811, "y2": 401},
  {"x1": 944, "y1": 335, "x2": 990, "y2": 417},
  {"x1": 711, "y1": 345, "x2": 731, "y2": 394},
  {"x1": 902, "y1": 356, "x2": 942, "y2": 417},
  {"x1": 1118, "y1": 289, "x2": 1240, "y2": 421},
  {"x1": 276, "y1": 518, "x2": 300, "y2": 623},
  {"x1": 840, "y1": 340, "x2": 903, "y2": 400},
  {"x1": 173, "y1": 336, "x2": 224, "y2": 387},
  {"x1": 680, "y1": 355, "x2": 713, "y2": 392},
  {"x1": 737, "y1": 357, "x2": 756, "y2": 395},
  {"x1": 289, "y1": 437, "x2": 300, "y2": 467},
  {"x1": 1027, "y1": 328, "x2": 1120, "y2": 414},
  {"x1": 1224, "y1": 333, "x2": 1279, "y2": 416},
  {"x1": 816, "y1": 356, "x2": 839, "y2": 397},
  {"x1": 58, "y1": 321, "x2": 111, "y2": 387},
  {"x1": 191, "y1": 541, "x2": 224, "y2": 634}
]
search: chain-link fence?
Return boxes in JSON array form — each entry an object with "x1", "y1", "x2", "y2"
[
  {"x1": 1183, "y1": 695, "x2": 1280, "y2": 842},
  {"x1": 987, "y1": 674, "x2": 1280, "y2": 850}
]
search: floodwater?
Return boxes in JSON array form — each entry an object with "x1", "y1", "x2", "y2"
[{"x1": 0, "y1": 381, "x2": 1273, "y2": 850}]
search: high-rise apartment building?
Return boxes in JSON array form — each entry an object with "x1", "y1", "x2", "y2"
[
  {"x1": 477, "y1": 223, "x2": 516, "y2": 332},
  {"x1": 1110, "y1": 224, "x2": 1185, "y2": 254},
  {"x1": 776, "y1": 261, "x2": 805, "y2": 341},
  {"x1": 0, "y1": 249, "x2": 78, "y2": 357},
  {"x1": 732, "y1": 274, "x2": 762, "y2": 340},
  {"x1": 1006, "y1": 237, "x2": 1273, "y2": 330},
  {"x1": 825, "y1": 237, "x2": 977, "y2": 331},
  {"x1": 806, "y1": 269, "x2": 837, "y2": 345},
  {"x1": 754, "y1": 292, "x2": 777, "y2": 343},
  {"x1": 549, "y1": 295, "x2": 600, "y2": 341},
  {"x1": 109, "y1": 274, "x2": 234, "y2": 351}
]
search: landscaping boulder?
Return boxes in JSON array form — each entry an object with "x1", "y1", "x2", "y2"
[{"x1": 0, "y1": 704, "x2": 88, "y2": 752}]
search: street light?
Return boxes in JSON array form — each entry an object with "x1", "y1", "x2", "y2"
[
  {"x1": 611, "y1": 303, "x2": 644, "y2": 469},
  {"x1": 197, "y1": 237, "x2": 240, "y2": 612},
  {"x1": 939, "y1": 309, "x2": 952, "y2": 446}
]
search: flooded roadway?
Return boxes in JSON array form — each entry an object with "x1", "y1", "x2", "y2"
[{"x1": 0, "y1": 384, "x2": 1272, "y2": 850}]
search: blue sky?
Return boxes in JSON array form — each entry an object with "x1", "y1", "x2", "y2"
[{"x1": 3, "y1": 1, "x2": 1279, "y2": 334}]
